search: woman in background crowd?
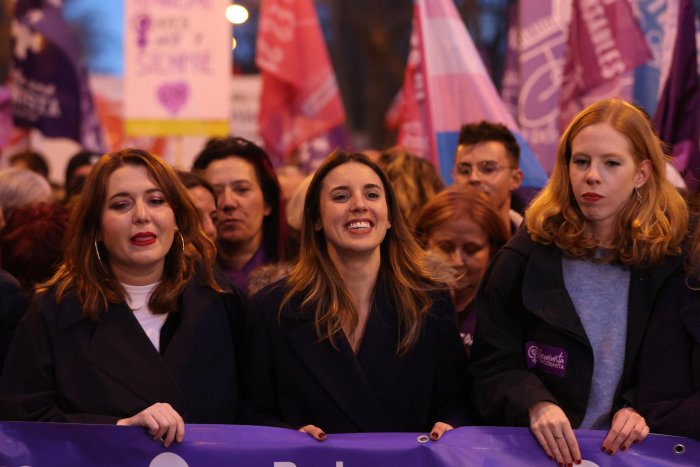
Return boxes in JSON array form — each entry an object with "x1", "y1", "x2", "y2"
[
  {"x1": 414, "y1": 186, "x2": 508, "y2": 356},
  {"x1": 63, "y1": 150, "x2": 99, "y2": 206},
  {"x1": 240, "y1": 151, "x2": 469, "y2": 439},
  {"x1": 193, "y1": 137, "x2": 286, "y2": 292},
  {"x1": 0, "y1": 202, "x2": 69, "y2": 294},
  {"x1": 470, "y1": 99, "x2": 688, "y2": 465},
  {"x1": 0, "y1": 149, "x2": 242, "y2": 447},
  {"x1": 177, "y1": 170, "x2": 218, "y2": 242},
  {"x1": 0, "y1": 167, "x2": 52, "y2": 220},
  {"x1": 377, "y1": 147, "x2": 444, "y2": 227}
]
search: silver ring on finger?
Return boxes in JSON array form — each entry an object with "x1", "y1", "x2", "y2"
[{"x1": 554, "y1": 434, "x2": 564, "y2": 439}]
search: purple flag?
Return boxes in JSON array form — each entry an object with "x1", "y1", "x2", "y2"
[
  {"x1": 653, "y1": 0, "x2": 700, "y2": 190},
  {"x1": 10, "y1": 0, "x2": 104, "y2": 152},
  {"x1": 559, "y1": 0, "x2": 651, "y2": 130}
]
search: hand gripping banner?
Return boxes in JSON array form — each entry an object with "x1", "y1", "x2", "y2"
[{"x1": 0, "y1": 423, "x2": 698, "y2": 466}]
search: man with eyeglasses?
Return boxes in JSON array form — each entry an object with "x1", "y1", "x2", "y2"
[{"x1": 452, "y1": 121, "x2": 524, "y2": 234}]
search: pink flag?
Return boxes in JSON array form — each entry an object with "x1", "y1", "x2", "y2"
[
  {"x1": 559, "y1": 0, "x2": 651, "y2": 129},
  {"x1": 255, "y1": 0, "x2": 346, "y2": 161},
  {"x1": 394, "y1": 0, "x2": 547, "y2": 188}
]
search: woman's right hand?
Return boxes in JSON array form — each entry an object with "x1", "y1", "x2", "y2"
[
  {"x1": 299, "y1": 424, "x2": 326, "y2": 441},
  {"x1": 117, "y1": 402, "x2": 185, "y2": 448},
  {"x1": 529, "y1": 401, "x2": 581, "y2": 466}
]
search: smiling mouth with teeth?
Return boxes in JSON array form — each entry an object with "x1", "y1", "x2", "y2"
[{"x1": 348, "y1": 221, "x2": 371, "y2": 230}]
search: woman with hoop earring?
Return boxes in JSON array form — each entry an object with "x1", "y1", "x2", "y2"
[{"x1": 0, "y1": 149, "x2": 243, "y2": 448}]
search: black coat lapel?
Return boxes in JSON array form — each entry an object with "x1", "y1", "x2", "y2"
[
  {"x1": 521, "y1": 243, "x2": 590, "y2": 347},
  {"x1": 86, "y1": 301, "x2": 185, "y2": 412},
  {"x1": 624, "y1": 255, "x2": 683, "y2": 372},
  {"x1": 357, "y1": 280, "x2": 408, "y2": 400},
  {"x1": 283, "y1": 307, "x2": 387, "y2": 432}
]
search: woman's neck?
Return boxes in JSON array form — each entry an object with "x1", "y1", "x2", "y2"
[
  {"x1": 328, "y1": 248, "x2": 380, "y2": 353},
  {"x1": 218, "y1": 236, "x2": 262, "y2": 271},
  {"x1": 585, "y1": 221, "x2": 614, "y2": 249}
]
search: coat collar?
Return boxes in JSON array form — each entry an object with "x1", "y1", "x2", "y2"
[
  {"x1": 516, "y1": 230, "x2": 684, "y2": 354},
  {"x1": 86, "y1": 300, "x2": 185, "y2": 412},
  {"x1": 53, "y1": 284, "x2": 214, "y2": 414},
  {"x1": 280, "y1": 277, "x2": 406, "y2": 431},
  {"x1": 521, "y1": 241, "x2": 590, "y2": 347}
]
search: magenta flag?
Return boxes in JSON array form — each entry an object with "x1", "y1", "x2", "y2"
[
  {"x1": 559, "y1": 0, "x2": 651, "y2": 130},
  {"x1": 255, "y1": 0, "x2": 346, "y2": 162},
  {"x1": 395, "y1": 0, "x2": 548, "y2": 188},
  {"x1": 653, "y1": 0, "x2": 700, "y2": 189}
]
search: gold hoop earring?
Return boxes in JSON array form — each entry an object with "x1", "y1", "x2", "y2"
[
  {"x1": 177, "y1": 231, "x2": 185, "y2": 255},
  {"x1": 94, "y1": 240, "x2": 105, "y2": 268},
  {"x1": 634, "y1": 185, "x2": 643, "y2": 203}
]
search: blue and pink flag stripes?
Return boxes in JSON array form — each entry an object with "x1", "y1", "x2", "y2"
[
  {"x1": 653, "y1": 0, "x2": 700, "y2": 190},
  {"x1": 397, "y1": 0, "x2": 548, "y2": 188}
]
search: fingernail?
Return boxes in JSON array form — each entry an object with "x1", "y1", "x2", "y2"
[
  {"x1": 558, "y1": 463, "x2": 564, "y2": 467},
  {"x1": 430, "y1": 432, "x2": 438, "y2": 439},
  {"x1": 567, "y1": 463, "x2": 573, "y2": 467},
  {"x1": 620, "y1": 445, "x2": 627, "y2": 451},
  {"x1": 576, "y1": 460, "x2": 582, "y2": 465},
  {"x1": 318, "y1": 432, "x2": 326, "y2": 440},
  {"x1": 547, "y1": 455, "x2": 553, "y2": 460},
  {"x1": 607, "y1": 449, "x2": 614, "y2": 455},
  {"x1": 601, "y1": 445, "x2": 607, "y2": 451}
]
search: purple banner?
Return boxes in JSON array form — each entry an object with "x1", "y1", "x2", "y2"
[{"x1": 0, "y1": 423, "x2": 697, "y2": 466}]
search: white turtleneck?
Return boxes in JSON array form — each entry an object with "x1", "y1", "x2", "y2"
[{"x1": 123, "y1": 282, "x2": 166, "y2": 352}]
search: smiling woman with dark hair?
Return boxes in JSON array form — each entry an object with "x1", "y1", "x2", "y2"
[{"x1": 240, "y1": 150, "x2": 470, "y2": 440}]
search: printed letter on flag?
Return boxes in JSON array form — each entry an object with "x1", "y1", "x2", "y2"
[
  {"x1": 559, "y1": 0, "x2": 651, "y2": 130},
  {"x1": 256, "y1": 0, "x2": 346, "y2": 161},
  {"x1": 11, "y1": 0, "x2": 104, "y2": 152}
]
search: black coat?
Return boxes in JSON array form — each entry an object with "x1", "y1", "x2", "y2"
[
  {"x1": 638, "y1": 274, "x2": 700, "y2": 439},
  {"x1": 470, "y1": 228, "x2": 682, "y2": 428},
  {"x1": 0, "y1": 276, "x2": 243, "y2": 424},
  {"x1": 239, "y1": 277, "x2": 470, "y2": 433},
  {"x1": 0, "y1": 270, "x2": 29, "y2": 376}
]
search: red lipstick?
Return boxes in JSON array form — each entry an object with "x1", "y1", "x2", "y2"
[{"x1": 130, "y1": 232, "x2": 156, "y2": 246}]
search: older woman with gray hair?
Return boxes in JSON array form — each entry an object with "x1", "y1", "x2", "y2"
[{"x1": 0, "y1": 168, "x2": 52, "y2": 220}]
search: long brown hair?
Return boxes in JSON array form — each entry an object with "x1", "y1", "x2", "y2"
[
  {"x1": 525, "y1": 98, "x2": 687, "y2": 265},
  {"x1": 283, "y1": 150, "x2": 446, "y2": 355},
  {"x1": 41, "y1": 148, "x2": 220, "y2": 320}
]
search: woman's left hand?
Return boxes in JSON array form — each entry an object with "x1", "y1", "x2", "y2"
[
  {"x1": 601, "y1": 407, "x2": 650, "y2": 455},
  {"x1": 429, "y1": 422, "x2": 454, "y2": 441}
]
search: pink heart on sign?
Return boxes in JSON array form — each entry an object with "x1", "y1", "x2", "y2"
[{"x1": 157, "y1": 82, "x2": 189, "y2": 115}]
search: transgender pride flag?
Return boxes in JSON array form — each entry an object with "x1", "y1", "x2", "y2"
[{"x1": 396, "y1": 0, "x2": 548, "y2": 188}]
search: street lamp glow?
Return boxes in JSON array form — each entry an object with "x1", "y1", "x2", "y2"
[{"x1": 226, "y1": 4, "x2": 249, "y2": 25}]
